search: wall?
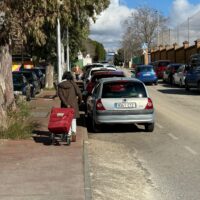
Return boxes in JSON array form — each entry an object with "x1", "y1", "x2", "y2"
[{"x1": 151, "y1": 40, "x2": 200, "y2": 64}]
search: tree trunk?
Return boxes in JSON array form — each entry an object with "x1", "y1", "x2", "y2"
[
  {"x1": 0, "y1": 45, "x2": 14, "y2": 130},
  {"x1": 45, "y1": 64, "x2": 54, "y2": 89}
]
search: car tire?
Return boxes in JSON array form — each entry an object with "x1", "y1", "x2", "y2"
[
  {"x1": 31, "y1": 88, "x2": 36, "y2": 97},
  {"x1": 197, "y1": 82, "x2": 200, "y2": 93},
  {"x1": 154, "y1": 81, "x2": 158, "y2": 85},
  {"x1": 179, "y1": 79, "x2": 183, "y2": 87},
  {"x1": 92, "y1": 118, "x2": 101, "y2": 133},
  {"x1": 145, "y1": 123, "x2": 154, "y2": 132},
  {"x1": 185, "y1": 81, "x2": 190, "y2": 91},
  {"x1": 26, "y1": 93, "x2": 31, "y2": 101},
  {"x1": 86, "y1": 115, "x2": 93, "y2": 132}
]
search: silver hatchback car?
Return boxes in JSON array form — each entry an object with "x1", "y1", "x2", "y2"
[{"x1": 86, "y1": 77, "x2": 155, "y2": 132}]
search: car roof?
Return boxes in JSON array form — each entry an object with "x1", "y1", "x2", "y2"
[
  {"x1": 90, "y1": 67, "x2": 116, "y2": 71},
  {"x1": 137, "y1": 65, "x2": 153, "y2": 68},
  {"x1": 98, "y1": 77, "x2": 144, "y2": 84}
]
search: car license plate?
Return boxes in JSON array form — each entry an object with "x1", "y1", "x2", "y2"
[{"x1": 115, "y1": 102, "x2": 136, "y2": 108}]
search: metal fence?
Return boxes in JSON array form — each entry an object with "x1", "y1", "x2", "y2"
[{"x1": 158, "y1": 10, "x2": 200, "y2": 46}]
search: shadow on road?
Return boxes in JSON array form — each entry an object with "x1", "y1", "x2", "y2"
[
  {"x1": 158, "y1": 88, "x2": 200, "y2": 96},
  {"x1": 87, "y1": 123, "x2": 145, "y2": 134},
  {"x1": 32, "y1": 130, "x2": 52, "y2": 145}
]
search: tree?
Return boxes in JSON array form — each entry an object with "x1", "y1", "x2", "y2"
[
  {"x1": 114, "y1": 49, "x2": 124, "y2": 66},
  {"x1": 122, "y1": 6, "x2": 168, "y2": 59},
  {"x1": 81, "y1": 38, "x2": 106, "y2": 62},
  {"x1": 0, "y1": 0, "x2": 110, "y2": 129}
]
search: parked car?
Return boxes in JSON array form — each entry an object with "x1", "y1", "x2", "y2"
[
  {"x1": 185, "y1": 66, "x2": 200, "y2": 92},
  {"x1": 23, "y1": 68, "x2": 45, "y2": 88},
  {"x1": 173, "y1": 64, "x2": 188, "y2": 87},
  {"x1": 19, "y1": 71, "x2": 41, "y2": 97},
  {"x1": 86, "y1": 77, "x2": 155, "y2": 132},
  {"x1": 163, "y1": 63, "x2": 182, "y2": 84},
  {"x1": 12, "y1": 72, "x2": 31, "y2": 101},
  {"x1": 152, "y1": 60, "x2": 171, "y2": 79},
  {"x1": 189, "y1": 53, "x2": 200, "y2": 67},
  {"x1": 132, "y1": 65, "x2": 158, "y2": 85},
  {"x1": 83, "y1": 66, "x2": 117, "y2": 90},
  {"x1": 86, "y1": 70, "x2": 125, "y2": 94}
]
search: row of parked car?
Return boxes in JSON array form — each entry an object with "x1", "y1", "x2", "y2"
[
  {"x1": 131, "y1": 53, "x2": 200, "y2": 92},
  {"x1": 80, "y1": 62, "x2": 155, "y2": 133},
  {"x1": 12, "y1": 67, "x2": 46, "y2": 101}
]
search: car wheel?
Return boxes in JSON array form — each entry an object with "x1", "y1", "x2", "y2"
[
  {"x1": 145, "y1": 123, "x2": 154, "y2": 132},
  {"x1": 179, "y1": 79, "x2": 183, "y2": 87},
  {"x1": 185, "y1": 81, "x2": 190, "y2": 91},
  {"x1": 26, "y1": 93, "x2": 31, "y2": 101},
  {"x1": 31, "y1": 88, "x2": 36, "y2": 97},
  {"x1": 172, "y1": 77, "x2": 175, "y2": 85},
  {"x1": 154, "y1": 81, "x2": 158, "y2": 85},
  {"x1": 197, "y1": 82, "x2": 200, "y2": 93},
  {"x1": 92, "y1": 118, "x2": 101, "y2": 133}
]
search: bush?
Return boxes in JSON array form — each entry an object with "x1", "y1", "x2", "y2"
[{"x1": 0, "y1": 99, "x2": 36, "y2": 139}]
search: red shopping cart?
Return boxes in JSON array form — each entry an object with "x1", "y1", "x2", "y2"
[{"x1": 48, "y1": 107, "x2": 74, "y2": 145}]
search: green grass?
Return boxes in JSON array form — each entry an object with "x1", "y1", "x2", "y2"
[{"x1": 0, "y1": 99, "x2": 37, "y2": 140}]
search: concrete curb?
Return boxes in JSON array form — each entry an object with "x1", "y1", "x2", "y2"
[{"x1": 83, "y1": 127, "x2": 92, "y2": 200}]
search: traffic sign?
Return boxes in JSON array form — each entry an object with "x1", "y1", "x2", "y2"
[{"x1": 142, "y1": 43, "x2": 148, "y2": 50}]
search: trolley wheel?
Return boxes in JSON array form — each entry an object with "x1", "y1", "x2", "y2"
[
  {"x1": 50, "y1": 133, "x2": 56, "y2": 145},
  {"x1": 66, "y1": 135, "x2": 71, "y2": 145}
]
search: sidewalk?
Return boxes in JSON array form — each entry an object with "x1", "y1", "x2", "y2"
[{"x1": 0, "y1": 90, "x2": 89, "y2": 200}]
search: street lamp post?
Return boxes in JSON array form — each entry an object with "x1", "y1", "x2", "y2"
[
  {"x1": 66, "y1": 26, "x2": 70, "y2": 71},
  {"x1": 57, "y1": 17, "x2": 62, "y2": 83}
]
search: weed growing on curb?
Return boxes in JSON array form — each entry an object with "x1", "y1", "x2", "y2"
[{"x1": 0, "y1": 99, "x2": 36, "y2": 139}]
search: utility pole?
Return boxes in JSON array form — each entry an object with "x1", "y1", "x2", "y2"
[
  {"x1": 188, "y1": 17, "x2": 190, "y2": 43},
  {"x1": 66, "y1": 26, "x2": 70, "y2": 71},
  {"x1": 156, "y1": 10, "x2": 160, "y2": 46},
  {"x1": 57, "y1": 17, "x2": 62, "y2": 82}
]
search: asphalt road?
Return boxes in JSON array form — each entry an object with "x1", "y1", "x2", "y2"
[{"x1": 87, "y1": 82, "x2": 200, "y2": 200}]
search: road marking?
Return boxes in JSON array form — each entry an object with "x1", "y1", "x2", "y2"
[
  {"x1": 184, "y1": 146, "x2": 198, "y2": 155},
  {"x1": 156, "y1": 123, "x2": 163, "y2": 129},
  {"x1": 168, "y1": 133, "x2": 178, "y2": 140}
]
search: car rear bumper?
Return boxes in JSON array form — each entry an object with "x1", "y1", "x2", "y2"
[{"x1": 94, "y1": 111, "x2": 155, "y2": 124}]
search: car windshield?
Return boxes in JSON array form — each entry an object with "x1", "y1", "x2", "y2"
[
  {"x1": 102, "y1": 81, "x2": 147, "y2": 98},
  {"x1": 159, "y1": 61, "x2": 170, "y2": 66},
  {"x1": 137, "y1": 67, "x2": 154, "y2": 72}
]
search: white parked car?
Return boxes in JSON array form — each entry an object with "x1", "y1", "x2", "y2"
[
  {"x1": 86, "y1": 77, "x2": 155, "y2": 132},
  {"x1": 173, "y1": 64, "x2": 187, "y2": 87}
]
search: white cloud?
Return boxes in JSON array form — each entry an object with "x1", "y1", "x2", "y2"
[
  {"x1": 170, "y1": 0, "x2": 200, "y2": 26},
  {"x1": 89, "y1": 0, "x2": 135, "y2": 51},
  {"x1": 169, "y1": 0, "x2": 200, "y2": 44}
]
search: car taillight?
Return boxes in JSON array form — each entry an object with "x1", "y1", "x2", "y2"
[
  {"x1": 96, "y1": 99, "x2": 105, "y2": 110},
  {"x1": 86, "y1": 82, "x2": 94, "y2": 93},
  {"x1": 145, "y1": 98, "x2": 153, "y2": 109}
]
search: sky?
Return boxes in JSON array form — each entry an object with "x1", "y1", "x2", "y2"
[{"x1": 89, "y1": 0, "x2": 200, "y2": 51}]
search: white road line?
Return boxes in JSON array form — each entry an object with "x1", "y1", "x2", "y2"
[
  {"x1": 168, "y1": 133, "x2": 179, "y2": 140},
  {"x1": 184, "y1": 146, "x2": 198, "y2": 155},
  {"x1": 156, "y1": 123, "x2": 163, "y2": 129}
]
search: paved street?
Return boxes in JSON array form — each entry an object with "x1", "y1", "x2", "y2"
[{"x1": 87, "y1": 82, "x2": 200, "y2": 200}]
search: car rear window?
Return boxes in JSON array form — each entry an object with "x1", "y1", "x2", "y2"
[
  {"x1": 158, "y1": 61, "x2": 170, "y2": 66},
  {"x1": 102, "y1": 81, "x2": 147, "y2": 98},
  {"x1": 91, "y1": 73, "x2": 124, "y2": 82},
  {"x1": 137, "y1": 67, "x2": 154, "y2": 72}
]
